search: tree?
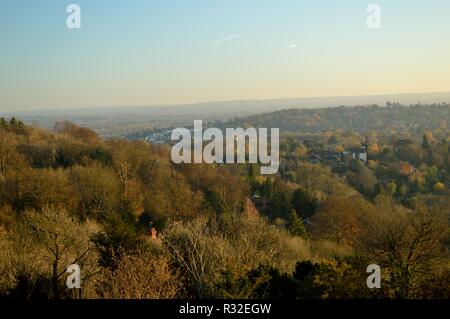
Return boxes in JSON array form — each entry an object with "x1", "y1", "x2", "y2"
[
  {"x1": 0, "y1": 131, "x2": 18, "y2": 179},
  {"x1": 6, "y1": 207, "x2": 100, "y2": 298},
  {"x1": 368, "y1": 143, "x2": 381, "y2": 155},
  {"x1": 12, "y1": 168, "x2": 75, "y2": 212},
  {"x1": 295, "y1": 163, "x2": 329, "y2": 201},
  {"x1": 433, "y1": 182, "x2": 446, "y2": 194},
  {"x1": 291, "y1": 259, "x2": 368, "y2": 299},
  {"x1": 422, "y1": 131, "x2": 434, "y2": 150},
  {"x1": 395, "y1": 143, "x2": 423, "y2": 166},
  {"x1": 287, "y1": 210, "x2": 308, "y2": 238},
  {"x1": 9, "y1": 117, "x2": 17, "y2": 128},
  {"x1": 162, "y1": 216, "x2": 227, "y2": 298},
  {"x1": 291, "y1": 188, "x2": 317, "y2": 219},
  {"x1": 97, "y1": 250, "x2": 181, "y2": 299},
  {"x1": 162, "y1": 213, "x2": 310, "y2": 298},
  {"x1": 69, "y1": 165, "x2": 121, "y2": 219},
  {"x1": 54, "y1": 121, "x2": 99, "y2": 143},
  {"x1": 144, "y1": 168, "x2": 204, "y2": 222},
  {"x1": 8, "y1": 117, "x2": 26, "y2": 135},
  {"x1": 386, "y1": 181, "x2": 397, "y2": 195},
  {"x1": 0, "y1": 117, "x2": 7, "y2": 129},
  {"x1": 178, "y1": 164, "x2": 249, "y2": 214},
  {"x1": 268, "y1": 179, "x2": 292, "y2": 218},
  {"x1": 216, "y1": 266, "x2": 271, "y2": 299},
  {"x1": 251, "y1": 260, "x2": 369, "y2": 299},
  {"x1": 328, "y1": 135, "x2": 339, "y2": 145},
  {"x1": 357, "y1": 201, "x2": 449, "y2": 298},
  {"x1": 311, "y1": 195, "x2": 373, "y2": 245},
  {"x1": 347, "y1": 160, "x2": 377, "y2": 197}
]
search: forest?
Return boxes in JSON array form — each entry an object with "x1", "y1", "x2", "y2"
[
  {"x1": 127, "y1": 103, "x2": 450, "y2": 142},
  {"x1": 0, "y1": 105, "x2": 449, "y2": 299},
  {"x1": 220, "y1": 103, "x2": 450, "y2": 133}
]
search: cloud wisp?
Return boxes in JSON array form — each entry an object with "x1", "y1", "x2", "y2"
[{"x1": 198, "y1": 34, "x2": 243, "y2": 50}]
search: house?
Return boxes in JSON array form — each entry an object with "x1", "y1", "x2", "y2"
[
  {"x1": 346, "y1": 145, "x2": 368, "y2": 163},
  {"x1": 306, "y1": 150, "x2": 345, "y2": 167}
]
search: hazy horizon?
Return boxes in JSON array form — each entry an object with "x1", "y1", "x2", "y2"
[{"x1": 2, "y1": 91, "x2": 450, "y2": 115}]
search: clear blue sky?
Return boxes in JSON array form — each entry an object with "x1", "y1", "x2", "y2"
[{"x1": 1, "y1": 0, "x2": 450, "y2": 110}]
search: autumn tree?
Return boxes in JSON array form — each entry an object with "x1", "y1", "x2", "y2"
[
  {"x1": 97, "y1": 250, "x2": 181, "y2": 299},
  {"x1": 357, "y1": 199, "x2": 449, "y2": 298},
  {"x1": 69, "y1": 165, "x2": 121, "y2": 219},
  {"x1": 54, "y1": 121, "x2": 100, "y2": 143},
  {"x1": 0, "y1": 130, "x2": 21, "y2": 179},
  {"x1": 5, "y1": 207, "x2": 100, "y2": 298},
  {"x1": 311, "y1": 195, "x2": 374, "y2": 245},
  {"x1": 162, "y1": 216, "x2": 227, "y2": 298}
]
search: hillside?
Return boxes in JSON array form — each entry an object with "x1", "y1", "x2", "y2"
[
  {"x1": 220, "y1": 104, "x2": 450, "y2": 133},
  {"x1": 0, "y1": 117, "x2": 449, "y2": 299}
]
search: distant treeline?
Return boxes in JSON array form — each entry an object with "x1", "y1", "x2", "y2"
[{"x1": 216, "y1": 103, "x2": 450, "y2": 133}]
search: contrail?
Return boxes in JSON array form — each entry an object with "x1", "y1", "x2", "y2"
[{"x1": 198, "y1": 34, "x2": 243, "y2": 50}]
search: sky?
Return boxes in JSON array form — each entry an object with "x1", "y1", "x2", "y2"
[{"x1": 1, "y1": 0, "x2": 450, "y2": 111}]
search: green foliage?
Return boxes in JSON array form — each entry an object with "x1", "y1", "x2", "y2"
[
  {"x1": 247, "y1": 260, "x2": 370, "y2": 299},
  {"x1": 291, "y1": 188, "x2": 317, "y2": 219},
  {"x1": 94, "y1": 210, "x2": 144, "y2": 268},
  {"x1": 287, "y1": 210, "x2": 308, "y2": 238}
]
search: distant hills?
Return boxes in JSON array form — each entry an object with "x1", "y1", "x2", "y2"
[
  {"x1": 218, "y1": 103, "x2": 450, "y2": 134},
  {"x1": 2, "y1": 91, "x2": 450, "y2": 137},
  {"x1": 129, "y1": 103, "x2": 450, "y2": 142}
]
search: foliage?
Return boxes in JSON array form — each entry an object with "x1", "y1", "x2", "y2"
[{"x1": 0, "y1": 118, "x2": 448, "y2": 299}]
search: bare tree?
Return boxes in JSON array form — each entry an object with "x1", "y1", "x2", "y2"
[
  {"x1": 97, "y1": 251, "x2": 181, "y2": 299},
  {"x1": 162, "y1": 217, "x2": 227, "y2": 298},
  {"x1": 8, "y1": 207, "x2": 101, "y2": 298},
  {"x1": 357, "y1": 199, "x2": 449, "y2": 297}
]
